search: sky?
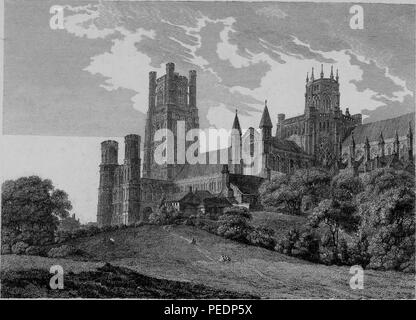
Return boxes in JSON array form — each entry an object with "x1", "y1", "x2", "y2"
[{"x1": 1, "y1": 1, "x2": 415, "y2": 223}]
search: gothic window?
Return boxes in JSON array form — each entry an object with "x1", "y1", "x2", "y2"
[{"x1": 323, "y1": 95, "x2": 331, "y2": 112}]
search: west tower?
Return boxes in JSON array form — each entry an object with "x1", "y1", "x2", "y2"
[{"x1": 97, "y1": 140, "x2": 118, "y2": 227}]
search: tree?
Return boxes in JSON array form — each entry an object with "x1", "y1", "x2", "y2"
[
  {"x1": 217, "y1": 207, "x2": 253, "y2": 243},
  {"x1": 356, "y1": 168, "x2": 415, "y2": 272},
  {"x1": 1, "y1": 176, "x2": 72, "y2": 247},
  {"x1": 292, "y1": 168, "x2": 331, "y2": 207},
  {"x1": 148, "y1": 204, "x2": 179, "y2": 225},
  {"x1": 311, "y1": 199, "x2": 360, "y2": 264},
  {"x1": 259, "y1": 167, "x2": 331, "y2": 215},
  {"x1": 330, "y1": 170, "x2": 364, "y2": 202}
]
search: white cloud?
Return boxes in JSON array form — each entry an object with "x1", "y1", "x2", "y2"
[
  {"x1": 64, "y1": 4, "x2": 116, "y2": 39},
  {"x1": 216, "y1": 17, "x2": 252, "y2": 68},
  {"x1": 84, "y1": 27, "x2": 162, "y2": 113},
  {"x1": 256, "y1": 6, "x2": 288, "y2": 19}
]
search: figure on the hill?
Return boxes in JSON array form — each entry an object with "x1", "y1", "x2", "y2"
[{"x1": 220, "y1": 254, "x2": 231, "y2": 262}]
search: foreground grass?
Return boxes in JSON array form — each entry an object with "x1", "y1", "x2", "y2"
[
  {"x1": 1, "y1": 223, "x2": 414, "y2": 299},
  {"x1": 1, "y1": 262, "x2": 257, "y2": 299}
]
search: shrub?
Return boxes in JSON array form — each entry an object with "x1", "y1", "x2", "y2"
[
  {"x1": 47, "y1": 245, "x2": 77, "y2": 258},
  {"x1": 357, "y1": 169, "x2": 415, "y2": 272},
  {"x1": 1, "y1": 244, "x2": 11, "y2": 255},
  {"x1": 276, "y1": 228, "x2": 300, "y2": 255},
  {"x1": 25, "y1": 246, "x2": 43, "y2": 256},
  {"x1": 217, "y1": 207, "x2": 253, "y2": 243},
  {"x1": 247, "y1": 227, "x2": 276, "y2": 250},
  {"x1": 11, "y1": 241, "x2": 29, "y2": 255},
  {"x1": 259, "y1": 168, "x2": 331, "y2": 215},
  {"x1": 293, "y1": 228, "x2": 320, "y2": 262},
  {"x1": 149, "y1": 205, "x2": 179, "y2": 225}
]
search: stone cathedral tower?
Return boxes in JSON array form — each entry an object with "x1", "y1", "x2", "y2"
[{"x1": 143, "y1": 63, "x2": 199, "y2": 180}]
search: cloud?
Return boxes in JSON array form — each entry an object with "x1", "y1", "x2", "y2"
[
  {"x1": 63, "y1": 4, "x2": 116, "y2": 39},
  {"x1": 217, "y1": 17, "x2": 252, "y2": 68},
  {"x1": 83, "y1": 27, "x2": 160, "y2": 113},
  {"x1": 256, "y1": 5, "x2": 288, "y2": 19}
]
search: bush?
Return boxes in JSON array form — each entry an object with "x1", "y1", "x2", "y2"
[
  {"x1": 47, "y1": 245, "x2": 77, "y2": 258},
  {"x1": 277, "y1": 228, "x2": 320, "y2": 262},
  {"x1": 11, "y1": 241, "x2": 29, "y2": 255},
  {"x1": 1, "y1": 244, "x2": 11, "y2": 255},
  {"x1": 195, "y1": 219, "x2": 218, "y2": 234},
  {"x1": 217, "y1": 207, "x2": 253, "y2": 243},
  {"x1": 247, "y1": 227, "x2": 276, "y2": 250},
  {"x1": 357, "y1": 169, "x2": 415, "y2": 272},
  {"x1": 259, "y1": 168, "x2": 331, "y2": 215},
  {"x1": 276, "y1": 228, "x2": 300, "y2": 255},
  {"x1": 25, "y1": 246, "x2": 43, "y2": 256},
  {"x1": 149, "y1": 206, "x2": 179, "y2": 225}
]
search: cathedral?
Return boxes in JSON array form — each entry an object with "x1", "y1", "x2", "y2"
[{"x1": 97, "y1": 62, "x2": 414, "y2": 227}]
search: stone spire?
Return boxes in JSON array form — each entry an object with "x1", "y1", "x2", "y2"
[
  {"x1": 232, "y1": 109, "x2": 242, "y2": 135},
  {"x1": 330, "y1": 65, "x2": 334, "y2": 79},
  {"x1": 259, "y1": 100, "x2": 273, "y2": 128},
  {"x1": 306, "y1": 72, "x2": 309, "y2": 83},
  {"x1": 320, "y1": 64, "x2": 324, "y2": 78},
  {"x1": 394, "y1": 130, "x2": 400, "y2": 155},
  {"x1": 364, "y1": 136, "x2": 371, "y2": 161},
  {"x1": 336, "y1": 69, "x2": 339, "y2": 82},
  {"x1": 349, "y1": 133, "x2": 356, "y2": 166},
  {"x1": 378, "y1": 132, "x2": 385, "y2": 157},
  {"x1": 407, "y1": 121, "x2": 413, "y2": 161},
  {"x1": 311, "y1": 67, "x2": 314, "y2": 81}
]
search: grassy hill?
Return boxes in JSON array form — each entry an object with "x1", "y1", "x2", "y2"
[{"x1": 2, "y1": 222, "x2": 414, "y2": 299}]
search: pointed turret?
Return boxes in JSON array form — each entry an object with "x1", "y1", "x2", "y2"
[
  {"x1": 407, "y1": 121, "x2": 413, "y2": 161},
  {"x1": 311, "y1": 67, "x2": 315, "y2": 81},
  {"x1": 306, "y1": 72, "x2": 309, "y2": 83},
  {"x1": 378, "y1": 132, "x2": 385, "y2": 157},
  {"x1": 320, "y1": 64, "x2": 324, "y2": 78},
  {"x1": 232, "y1": 109, "x2": 242, "y2": 135},
  {"x1": 349, "y1": 133, "x2": 356, "y2": 166},
  {"x1": 336, "y1": 69, "x2": 339, "y2": 82},
  {"x1": 230, "y1": 109, "x2": 243, "y2": 174},
  {"x1": 330, "y1": 66, "x2": 334, "y2": 79},
  {"x1": 394, "y1": 130, "x2": 400, "y2": 155},
  {"x1": 259, "y1": 100, "x2": 273, "y2": 129},
  {"x1": 364, "y1": 136, "x2": 371, "y2": 161}
]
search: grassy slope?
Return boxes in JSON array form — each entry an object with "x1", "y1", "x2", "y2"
[{"x1": 2, "y1": 222, "x2": 414, "y2": 299}]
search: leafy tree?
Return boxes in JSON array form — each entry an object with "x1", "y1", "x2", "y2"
[
  {"x1": 259, "y1": 168, "x2": 331, "y2": 215},
  {"x1": 259, "y1": 174, "x2": 302, "y2": 215},
  {"x1": 1, "y1": 176, "x2": 72, "y2": 246},
  {"x1": 247, "y1": 227, "x2": 276, "y2": 250},
  {"x1": 292, "y1": 168, "x2": 331, "y2": 207},
  {"x1": 330, "y1": 170, "x2": 364, "y2": 202},
  {"x1": 311, "y1": 199, "x2": 360, "y2": 264},
  {"x1": 356, "y1": 168, "x2": 415, "y2": 272},
  {"x1": 59, "y1": 214, "x2": 81, "y2": 232},
  {"x1": 148, "y1": 204, "x2": 179, "y2": 225},
  {"x1": 217, "y1": 207, "x2": 253, "y2": 243}
]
